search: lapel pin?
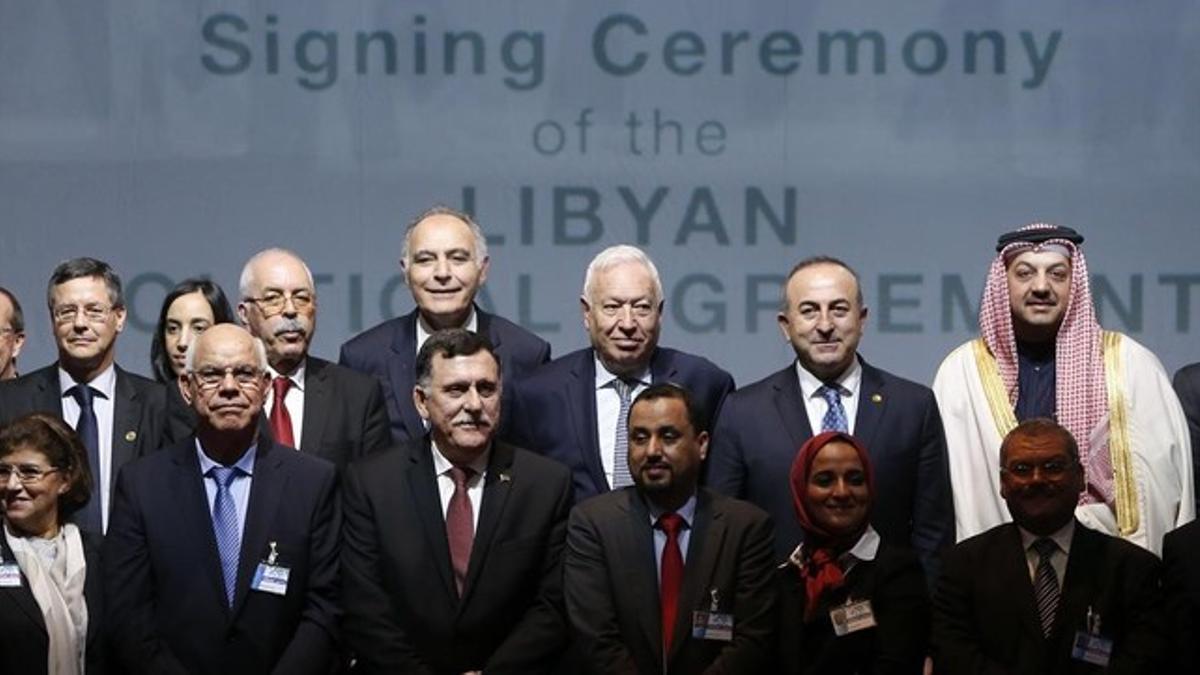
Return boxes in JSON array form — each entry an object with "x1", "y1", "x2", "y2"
[
  {"x1": 499, "y1": 472, "x2": 512, "y2": 484},
  {"x1": 125, "y1": 430, "x2": 137, "y2": 442},
  {"x1": 870, "y1": 394, "x2": 883, "y2": 404}
]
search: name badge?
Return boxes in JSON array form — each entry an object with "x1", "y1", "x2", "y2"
[
  {"x1": 830, "y1": 599, "x2": 877, "y2": 636},
  {"x1": 250, "y1": 541, "x2": 290, "y2": 596},
  {"x1": 0, "y1": 563, "x2": 21, "y2": 588},
  {"x1": 1071, "y1": 607, "x2": 1112, "y2": 667},
  {"x1": 692, "y1": 588, "x2": 734, "y2": 641}
]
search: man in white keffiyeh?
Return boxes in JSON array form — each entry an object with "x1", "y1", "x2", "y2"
[{"x1": 933, "y1": 223, "x2": 1194, "y2": 554}]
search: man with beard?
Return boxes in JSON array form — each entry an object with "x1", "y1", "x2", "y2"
[
  {"x1": 564, "y1": 384, "x2": 774, "y2": 674},
  {"x1": 238, "y1": 248, "x2": 390, "y2": 468},
  {"x1": 933, "y1": 419, "x2": 1165, "y2": 674}
]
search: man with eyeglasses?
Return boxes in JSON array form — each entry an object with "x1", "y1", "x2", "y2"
[
  {"x1": 0, "y1": 286, "x2": 25, "y2": 380},
  {"x1": 933, "y1": 418, "x2": 1165, "y2": 674},
  {"x1": 0, "y1": 258, "x2": 171, "y2": 535},
  {"x1": 104, "y1": 323, "x2": 340, "y2": 674},
  {"x1": 339, "y1": 205, "x2": 552, "y2": 442},
  {"x1": 504, "y1": 244, "x2": 734, "y2": 503},
  {"x1": 237, "y1": 248, "x2": 390, "y2": 469}
]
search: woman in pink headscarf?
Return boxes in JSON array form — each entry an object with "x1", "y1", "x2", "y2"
[{"x1": 777, "y1": 431, "x2": 929, "y2": 674}]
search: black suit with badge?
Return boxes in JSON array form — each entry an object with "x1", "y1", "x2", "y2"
[
  {"x1": 103, "y1": 437, "x2": 341, "y2": 675},
  {"x1": 932, "y1": 521, "x2": 1166, "y2": 675},
  {"x1": 338, "y1": 307, "x2": 551, "y2": 443},
  {"x1": 341, "y1": 437, "x2": 573, "y2": 674},
  {"x1": 564, "y1": 487, "x2": 776, "y2": 675},
  {"x1": 707, "y1": 358, "x2": 953, "y2": 573},
  {"x1": 0, "y1": 528, "x2": 107, "y2": 674}
]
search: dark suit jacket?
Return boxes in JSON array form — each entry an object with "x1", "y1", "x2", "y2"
[
  {"x1": 506, "y1": 347, "x2": 735, "y2": 503},
  {"x1": 932, "y1": 522, "x2": 1166, "y2": 675},
  {"x1": 1172, "y1": 363, "x2": 1200, "y2": 513},
  {"x1": 337, "y1": 307, "x2": 551, "y2": 442},
  {"x1": 341, "y1": 437, "x2": 573, "y2": 674},
  {"x1": 707, "y1": 358, "x2": 953, "y2": 574},
  {"x1": 103, "y1": 437, "x2": 341, "y2": 675},
  {"x1": 1163, "y1": 519, "x2": 1200, "y2": 673},
  {"x1": 0, "y1": 527, "x2": 106, "y2": 674},
  {"x1": 776, "y1": 540, "x2": 929, "y2": 675},
  {"x1": 0, "y1": 363, "x2": 172, "y2": 531},
  {"x1": 564, "y1": 487, "x2": 775, "y2": 675}
]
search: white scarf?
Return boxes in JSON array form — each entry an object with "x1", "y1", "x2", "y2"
[{"x1": 4, "y1": 521, "x2": 88, "y2": 675}]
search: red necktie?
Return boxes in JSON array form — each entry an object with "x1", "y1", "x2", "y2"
[
  {"x1": 270, "y1": 376, "x2": 295, "y2": 448},
  {"x1": 447, "y1": 466, "x2": 476, "y2": 596},
  {"x1": 658, "y1": 512, "x2": 685, "y2": 657}
]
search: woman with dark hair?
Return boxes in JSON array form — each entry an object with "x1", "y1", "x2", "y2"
[
  {"x1": 150, "y1": 277, "x2": 235, "y2": 384},
  {"x1": 777, "y1": 431, "x2": 930, "y2": 675},
  {"x1": 0, "y1": 413, "x2": 105, "y2": 674}
]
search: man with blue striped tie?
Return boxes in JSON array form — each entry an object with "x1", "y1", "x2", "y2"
[{"x1": 104, "y1": 324, "x2": 340, "y2": 675}]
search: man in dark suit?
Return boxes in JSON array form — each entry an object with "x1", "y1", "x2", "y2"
[
  {"x1": 0, "y1": 258, "x2": 170, "y2": 534},
  {"x1": 0, "y1": 285, "x2": 25, "y2": 380},
  {"x1": 707, "y1": 256, "x2": 953, "y2": 571},
  {"x1": 565, "y1": 383, "x2": 775, "y2": 674},
  {"x1": 1164, "y1": 519, "x2": 1200, "y2": 672},
  {"x1": 237, "y1": 248, "x2": 390, "y2": 467},
  {"x1": 342, "y1": 328, "x2": 572, "y2": 674},
  {"x1": 932, "y1": 419, "x2": 1165, "y2": 674},
  {"x1": 338, "y1": 206, "x2": 550, "y2": 442},
  {"x1": 104, "y1": 324, "x2": 340, "y2": 675},
  {"x1": 506, "y1": 245, "x2": 734, "y2": 503},
  {"x1": 1172, "y1": 363, "x2": 1200, "y2": 513}
]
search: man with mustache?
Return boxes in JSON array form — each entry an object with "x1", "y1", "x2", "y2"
[
  {"x1": 708, "y1": 256, "x2": 953, "y2": 578},
  {"x1": 339, "y1": 206, "x2": 551, "y2": 442},
  {"x1": 933, "y1": 419, "x2": 1165, "y2": 674},
  {"x1": 933, "y1": 224, "x2": 1192, "y2": 554},
  {"x1": 565, "y1": 383, "x2": 775, "y2": 674},
  {"x1": 0, "y1": 257, "x2": 171, "y2": 534},
  {"x1": 342, "y1": 329, "x2": 573, "y2": 673},
  {"x1": 506, "y1": 244, "x2": 734, "y2": 504},
  {"x1": 238, "y1": 248, "x2": 390, "y2": 468}
]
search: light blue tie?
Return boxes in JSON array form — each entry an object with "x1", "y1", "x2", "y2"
[
  {"x1": 208, "y1": 466, "x2": 242, "y2": 607},
  {"x1": 818, "y1": 384, "x2": 849, "y2": 433},
  {"x1": 611, "y1": 378, "x2": 635, "y2": 489}
]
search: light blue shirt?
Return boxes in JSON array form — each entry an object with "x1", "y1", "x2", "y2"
[
  {"x1": 196, "y1": 441, "x2": 257, "y2": 543},
  {"x1": 646, "y1": 493, "x2": 697, "y2": 585}
]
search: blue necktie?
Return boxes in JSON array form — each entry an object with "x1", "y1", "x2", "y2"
[
  {"x1": 611, "y1": 379, "x2": 635, "y2": 489},
  {"x1": 208, "y1": 466, "x2": 242, "y2": 607},
  {"x1": 818, "y1": 384, "x2": 849, "y2": 433},
  {"x1": 69, "y1": 384, "x2": 103, "y2": 533}
]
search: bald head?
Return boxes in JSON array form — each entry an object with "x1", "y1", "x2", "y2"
[{"x1": 182, "y1": 324, "x2": 270, "y2": 440}]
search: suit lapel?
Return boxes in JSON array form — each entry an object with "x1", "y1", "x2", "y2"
[
  {"x1": 668, "y1": 491, "x2": 724, "y2": 664},
  {"x1": 459, "y1": 442, "x2": 515, "y2": 607},
  {"x1": 479, "y1": 308, "x2": 502, "y2": 352},
  {"x1": 407, "y1": 438, "x2": 459, "y2": 602},
  {"x1": 1057, "y1": 523, "x2": 1099, "y2": 639},
  {"x1": 997, "y1": 524, "x2": 1046, "y2": 641},
  {"x1": 568, "y1": 352, "x2": 607, "y2": 494},
  {"x1": 299, "y1": 357, "x2": 329, "y2": 453},
  {"x1": 771, "y1": 366, "x2": 813, "y2": 448},
  {"x1": 853, "y1": 359, "x2": 886, "y2": 452},
  {"x1": 389, "y1": 313, "x2": 427, "y2": 440},
  {"x1": 623, "y1": 492, "x2": 664, "y2": 662},
  {"x1": 112, "y1": 367, "x2": 141, "y2": 474},
  {"x1": 0, "y1": 536, "x2": 46, "y2": 633},
  {"x1": 170, "y1": 441, "x2": 230, "y2": 612},
  {"x1": 32, "y1": 366, "x2": 62, "y2": 413},
  {"x1": 231, "y1": 440, "x2": 288, "y2": 616}
]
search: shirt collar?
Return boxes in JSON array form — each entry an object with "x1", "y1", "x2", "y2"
[
  {"x1": 1018, "y1": 519, "x2": 1075, "y2": 555},
  {"x1": 59, "y1": 362, "x2": 117, "y2": 400},
  {"x1": 268, "y1": 359, "x2": 306, "y2": 391},
  {"x1": 795, "y1": 356, "x2": 862, "y2": 401},
  {"x1": 195, "y1": 438, "x2": 258, "y2": 477},
  {"x1": 644, "y1": 493, "x2": 698, "y2": 530},
  {"x1": 784, "y1": 524, "x2": 881, "y2": 570},
  {"x1": 430, "y1": 439, "x2": 491, "y2": 478},
  {"x1": 593, "y1": 354, "x2": 651, "y2": 391},
  {"x1": 416, "y1": 307, "x2": 479, "y2": 350}
]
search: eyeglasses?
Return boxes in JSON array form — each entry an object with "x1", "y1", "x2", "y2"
[
  {"x1": 245, "y1": 291, "x2": 314, "y2": 317},
  {"x1": 52, "y1": 304, "x2": 114, "y2": 324},
  {"x1": 0, "y1": 463, "x2": 60, "y2": 484},
  {"x1": 190, "y1": 366, "x2": 264, "y2": 390},
  {"x1": 1002, "y1": 458, "x2": 1076, "y2": 479}
]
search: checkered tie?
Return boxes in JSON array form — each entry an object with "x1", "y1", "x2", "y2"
[
  {"x1": 818, "y1": 384, "x2": 849, "y2": 433},
  {"x1": 1032, "y1": 538, "x2": 1059, "y2": 637},
  {"x1": 208, "y1": 466, "x2": 243, "y2": 607},
  {"x1": 611, "y1": 379, "x2": 635, "y2": 489}
]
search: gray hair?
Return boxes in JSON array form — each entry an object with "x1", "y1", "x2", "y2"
[
  {"x1": 184, "y1": 334, "x2": 269, "y2": 374},
  {"x1": 581, "y1": 245, "x2": 664, "y2": 304},
  {"x1": 46, "y1": 257, "x2": 124, "y2": 310},
  {"x1": 400, "y1": 205, "x2": 489, "y2": 275},
  {"x1": 238, "y1": 248, "x2": 316, "y2": 300}
]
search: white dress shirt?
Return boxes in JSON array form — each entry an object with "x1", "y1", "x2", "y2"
[
  {"x1": 593, "y1": 356, "x2": 650, "y2": 489},
  {"x1": 431, "y1": 442, "x2": 490, "y2": 531},
  {"x1": 58, "y1": 364, "x2": 116, "y2": 531},
  {"x1": 265, "y1": 361, "x2": 306, "y2": 450},
  {"x1": 1019, "y1": 520, "x2": 1074, "y2": 588},
  {"x1": 795, "y1": 358, "x2": 863, "y2": 434}
]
